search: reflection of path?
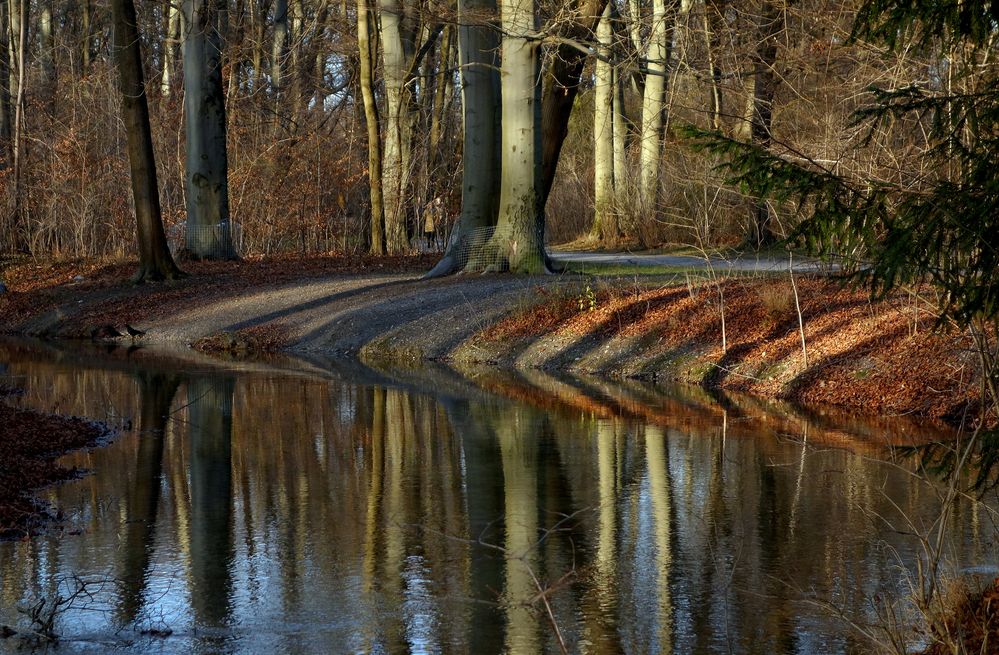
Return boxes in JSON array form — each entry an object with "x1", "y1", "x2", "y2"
[{"x1": 187, "y1": 375, "x2": 236, "y2": 629}]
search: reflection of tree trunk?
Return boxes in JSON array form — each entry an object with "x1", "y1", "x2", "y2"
[
  {"x1": 645, "y1": 425, "x2": 673, "y2": 651},
  {"x1": 444, "y1": 399, "x2": 506, "y2": 651},
  {"x1": 498, "y1": 406, "x2": 540, "y2": 653},
  {"x1": 582, "y1": 419, "x2": 620, "y2": 651},
  {"x1": 118, "y1": 373, "x2": 181, "y2": 624},
  {"x1": 187, "y1": 375, "x2": 235, "y2": 629}
]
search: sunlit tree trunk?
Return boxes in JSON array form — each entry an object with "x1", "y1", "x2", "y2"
[
  {"x1": 357, "y1": 0, "x2": 384, "y2": 254},
  {"x1": 182, "y1": 0, "x2": 236, "y2": 259},
  {"x1": 161, "y1": 2, "x2": 181, "y2": 96},
  {"x1": 424, "y1": 0, "x2": 500, "y2": 276},
  {"x1": 490, "y1": 0, "x2": 544, "y2": 273},
  {"x1": 704, "y1": 0, "x2": 725, "y2": 131},
  {"x1": 592, "y1": 2, "x2": 614, "y2": 241},
  {"x1": 9, "y1": 0, "x2": 26, "y2": 252},
  {"x1": 112, "y1": 0, "x2": 184, "y2": 281},
  {"x1": 378, "y1": 0, "x2": 416, "y2": 253},
  {"x1": 639, "y1": 0, "x2": 667, "y2": 212}
]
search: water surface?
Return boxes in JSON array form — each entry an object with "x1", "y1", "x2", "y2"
[{"x1": 0, "y1": 339, "x2": 992, "y2": 654}]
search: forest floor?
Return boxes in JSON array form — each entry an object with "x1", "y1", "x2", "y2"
[{"x1": 0, "y1": 253, "x2": 986, "y2": 429}]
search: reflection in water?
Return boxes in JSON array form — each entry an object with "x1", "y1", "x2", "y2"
[{"x1": 0, "y1": 341, "x2": 993, "y2": 654}]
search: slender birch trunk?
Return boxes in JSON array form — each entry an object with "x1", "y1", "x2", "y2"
[
  {"x1": 592, "y1": 2, "x2": 614, "y2": 241},
  {"x1": 111, "y1": 0, "x2": 184, "y2": 281},
  {"x1": 357, "y1": 0, "x2": 384, "y2": 254},
  {"x1": 182, "y1": 0, "x2": 236, "y2": 259},
  {"x1": 639, "y1": 0, "x2": 667, "y2": 212},
  {"x1": 425, "y1": 0, "x2": 500, "y2": 277}
]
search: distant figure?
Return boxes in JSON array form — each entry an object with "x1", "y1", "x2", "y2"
[
  {"x1": 424, "y1": 197, "x2": 443, "y2": 251},
  {"x1": 0, "y1": 281, "x2": 7, "y2": 294},
  {"x1": 125, "y1": 324, "x2": 147, "y2": 340}
]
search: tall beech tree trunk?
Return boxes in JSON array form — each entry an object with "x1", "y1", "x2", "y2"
[
  {"x1": 111, "y1": 0, "x2": 184, "y2": 281},
  {"x1": 425, "y1": 0, "x2": 500, "y2": 276},
  {"x1": 357, "y1": 0, "x2": 384, "y2": 254},
  {"x1": 639, "y1": 0, "x2": 668, "y2": 212},
  {"x1": 182, "y1": 0, "x2": 236, "y2": 259},
  {"x1": 592, "y1": 2, "x2": 614, "y2": 241},
  {"x1": 489, "y1": 0, "x2": 544, "y2": 273},
  {"x1": 378, "y1": 0, "x2": 417, "y2": 253}
]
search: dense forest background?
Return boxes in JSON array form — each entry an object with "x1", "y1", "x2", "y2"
[{"x1": 0, "y1": 0, "x2": 980, "y2": 260}]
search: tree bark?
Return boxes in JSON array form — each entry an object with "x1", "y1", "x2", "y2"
[
  {"x1": 0, "y1": 0, "x2": 10, "y2": 167},
  {"x1": 378, "y1": 0, "x2": 417, "y2": 253},
  {"x1": 161, "y1": 1, "x2": 182, "y2": 96},
  {"x1": 272, "y1": 0, "x2": 288, "y2": 94},
  {"x1": 639, "y1": 0, "x2": 668, "y2": 212},
  {"x1": 357, "y1": 0, "x2": 385, "y2": 254},
  {"x1": 491, "y1": 0, "x2": 545, "y2": 273},
  {"x1": 591, "y1": 2, "x2": 614, "y2": 241},
  {"x1": 182, "y1": 0, "x2": 236, "y2": 259},
  {"x1": 424, "y1": 0, "x2": 500, "y2": 277},
  {"x1": 750, "y1": 0, "x2": 780, "y2": 247},
  {"x1": 112, "y1": 0, "x2": 185, "y2": 281}
]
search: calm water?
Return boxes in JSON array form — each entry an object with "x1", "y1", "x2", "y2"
[{"x1": 0, "y1": 339, "x2": 994, "y2": 654}]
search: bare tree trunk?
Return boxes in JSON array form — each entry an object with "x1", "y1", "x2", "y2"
[
  {"x1": 10, "y1": 0, "x2": 25, "y2": 252},
  {"x1": 182, "y1": 0, "x2": 236, "y2": 259},
  {"x1": 39, "y1": 0, "x2": 55, "y2": 106},
  {"x1": 357, "y1": 0, "x2": 384, "y2": 254},
  {"x1": 491, "y1": 0, "x2": 545, "y2": 273},
  {"x1": 161, "y1": 1, "x2": 181, "y2": 96},
  {"x1": 704, "y1": 0, "x2": 726, "y2": 131},
  {"x1": 378, "y1": 0, "x2": 417, "y2": 253},
  {"x1": 112, "y1": 0, "x2": 185, "y2": 281},
  {"x1": 0, "y1": 0, "x2": 10, "y2": 167},
  {"x1": 272, "y1": 0, "x2": 288, "y2": 95},
  {"x1": 81, "y1": 0, "x2": 92, "y2": 71},
  {"x1": 750, "y1": 0, "x2": 780, "y2": 248},
  {"x1": 639, "y1": 0, "x2": 667, "y2": 212},
  {"x1": 424, "y1": 0, "x2": 500, "y2": 277},
  {"x1": 592, "y1": 2, "x2": 614, "y2": 241}
]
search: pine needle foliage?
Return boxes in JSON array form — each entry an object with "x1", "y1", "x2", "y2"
[{"x1": 683, "y1": 1, "x2": 999, "y2": 331}]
